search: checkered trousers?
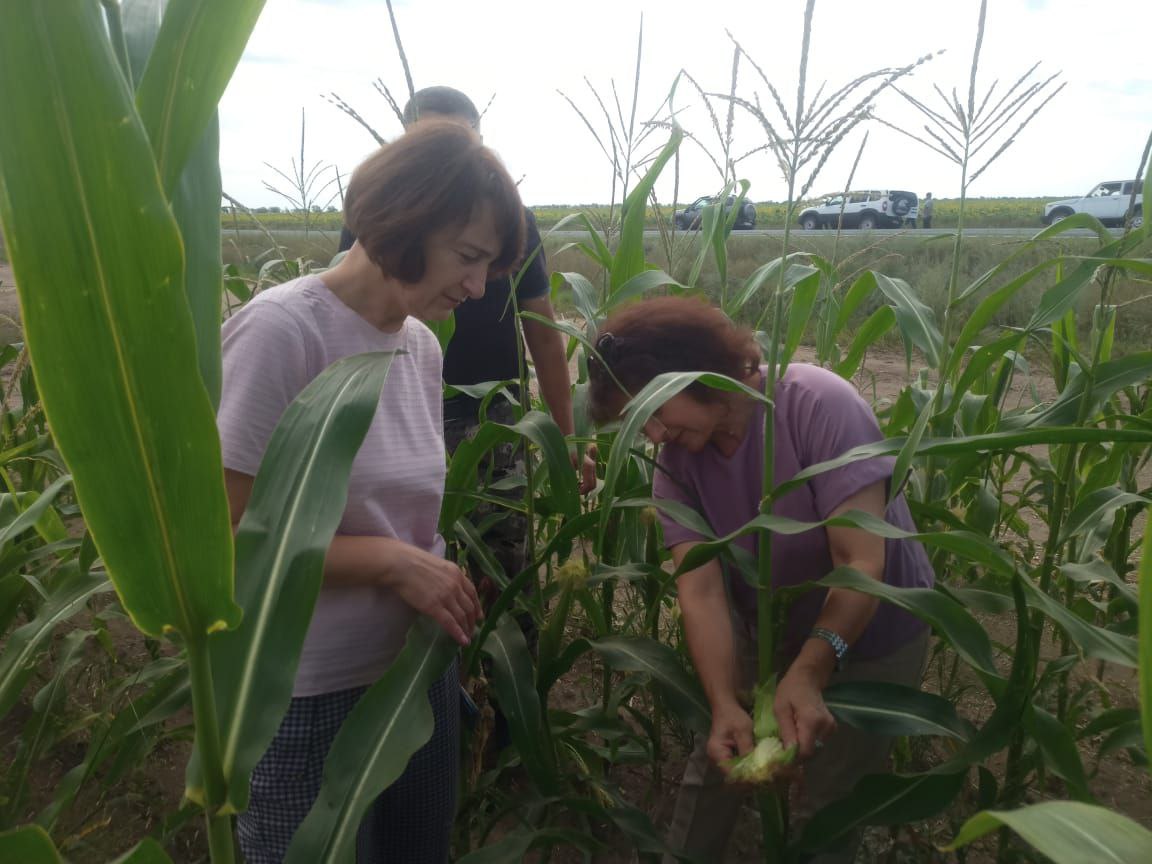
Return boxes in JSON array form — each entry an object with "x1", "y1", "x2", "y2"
[{"x1": 237, "y1": 660, "x2": 459, "y2": 863}]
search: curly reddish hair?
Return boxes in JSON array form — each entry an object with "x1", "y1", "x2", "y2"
[{"x1": 587, "y1": 296, "x2": 761, "y2": 424}]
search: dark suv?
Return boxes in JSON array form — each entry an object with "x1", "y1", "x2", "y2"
[{"x1": 673, "y1": 195, "x2": 757, "y2": 230}]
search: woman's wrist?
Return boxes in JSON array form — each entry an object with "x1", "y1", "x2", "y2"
[{"x1": 790, "y1": 638, "x2": 837, "y2": 688}]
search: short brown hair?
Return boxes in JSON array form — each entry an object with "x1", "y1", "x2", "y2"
[
  {"x1": 344, "y1": 119, "x2": 524, "y2": 282},
  {"x1": 587, "y1": 296, "x2": 761, "y2": 424}
]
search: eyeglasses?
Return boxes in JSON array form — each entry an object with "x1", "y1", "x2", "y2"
[{"x1": 643, "y1": 410, "x2": 670, "y2": 444}]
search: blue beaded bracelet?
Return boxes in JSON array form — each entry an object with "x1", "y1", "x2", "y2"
[{"x1": 810, "y1": 627, "x2": 848, "y2": 671}]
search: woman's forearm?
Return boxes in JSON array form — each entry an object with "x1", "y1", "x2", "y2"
[
  {"x1": 321, "y1": 534, "x2": 408, "y2": 588},
  {"x1": 794, "y1": 587, "x2": 881, "y2": 686},
  {"x1": 678, "y1": 569, "x2": 743, "y2": 711}
]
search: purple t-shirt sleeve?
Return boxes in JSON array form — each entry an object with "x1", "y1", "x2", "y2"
[
  {"x1": 217, "y1": 302, "x2": 310, "y2": 477},
  {"x1": 652, "y1": 451, "x2": 706, "y2": 548},
  {"x1": 786, "y1": 366, "x2": 894, "y2": 518}
]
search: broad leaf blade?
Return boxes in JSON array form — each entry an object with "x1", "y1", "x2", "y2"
[
  {"x1": 0, "y1": 825, "x2": 64, "y2": 864},
  {"x1": 285, "y1": 619, "x2": 457, "y2": 863},
  {"x1": 824, "y1": 681, "x2": 975, "y2": 741},
  {"x1": 1141, "y1": 516, "x2": 1152, "y2": 768},
  {"x1": 0, "y1": 1, "x2": 239, "y2": 638},
  {"x1": 944, "y1": 802, "x2": 1152, "y2": 862},
  {"x1": 0, "y1": 566, "x2": 110, "y2": 722},
  {"x1": 204, "y1": 353, "x2": 395, "y2": 812},
  {"x1": 611, "y1": 125, "x2": 682, "y2": 292},
  {"x1": 135, "y1": 0, "x2": 266, "y2": 195},
  {"x1": 591, "y1": 636, "x2": 711, "y2": 734},
  {"x1": 483, "y1": 613, "x2": 558, "y2": 794},
  {"x1": 506, "y1": 411, "x2": 580, "y2": 521},
  {"x1": 872, "y1": 271, "x2": 943, "y2": 369},
  {"x1": 112, "y1": 838, "x2": 176, "y2": 864},
  {"x1": 797, "y1": 771, "x2": 965, "y2": 854}
]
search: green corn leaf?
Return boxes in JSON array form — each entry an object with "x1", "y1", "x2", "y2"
[
  {"x1": 134, "y1": 0, "x2": 266, "y2": 195},
  {"x1": 196, "y1": 352, "x2": 394, "y2": 812},
  {"x1": 0, "y1": 1, "x2": 240, "y2": 639},
  {"x1": 1059, "y1": 488, "x2": 1149, "y2": 545},
  {"x1": 552, "y1": 271, "x2": 600, "y2": 333},
  {"x1": 727, "y1": 255, "x2": 817, "y2": 322},
  {"x1": 833, "y1": 270, "x2": 882, "y2": 335},
  {"x1": 943, "y1": 801, "x2": 1152, "y2": 861},
  {"x1": 678, "y1": 509, "x2": 1016, "y2": 585},
  {"x1": 1026, "y1": 706, "x2": 1092, "y2": 802},
  {"x1": 591, "y1": 636, "x2": 711, "y2": 734},
  {"x1": 1032, "y1": 211, "x2": 1115, "y2": 245},
  {"x1": 777, "y1": 428, "x2": 1152, "y2": 497},
  {"x1": 452, "y1": 517, "x2": 509, "y2": 590},
  {"x1": 872, "y1": 271, "x2": 943, "y2": 370},
  {"x1": 1025, "y1": 230, "x2": 1147, "y2": 331},
  {"x1": 823, "y1": 681, "x2": 975, "y2": 741},
  {"x1": 0, "y1": 474, "x2": 72, "y2": 549},
  {"x1": 939, "y1": 332, "x2": 1028, "y2": 422},
  {"x1": 945, "y1": 575, "x2": 1037, "y2": 768},
  {"x1": 456, "y1": 831, "x2": 538, "y2": 864},
  {"x1": 612, "y1": 269, "x2": 690, "y2": 307},
  {"x1": 0, "y1": 825, "x2": 64, "y2": 864},
  {"x1": 285, "y1": 618, "x2": 457, "y2": 863},
  {"x1": 617, "y1": 497, "x2": 718, "y2": 541},
  {"x1": 123, "y1": 0, "x2": 224, "y2": 405},
  {"x1": 110, "y1": 838, "x2": 176, "y2": 864},
  {"x1": 1060, "y1": 560, "x2": 1137, "y2": 606},
  {"x1": 1018, "y1": 575, "x2": 1138, "y2": 667},
  {"x1": 506, "y1": 410, "x2": 580, "y2": 522},
  {"x1": 0, "y1": 565, "x2": 109, "y2": 722},
  {"x1": 890, "y1": 396, "x2": 933, "y2": 512},
  {"x1": 943, "y1": 259, "x2": 1060, "y2": 380},
  {"x1": 796, "y1": 771, "x2": 966, "y2": 854},
  {"x1": 575, "y1": 213, "x2": 614, "y2": 271},
  {"x1": 818, "y1": 568, "x2": 997, "y2": 676},
  {"x1": 1003, "y1": 351, "x2": 1152, "y2": 429},
  {"x1": 482, "y1": 612, "x2": 558, "y2": 794},
  {"x1": 2, "y1": 629, "x2": 91, "y2": 824},
  {"x1": 833, "y1": 305, "x2": 896, "y2": 380},
  {"x1": 441, "y1": 421, "x2": 518, "y2": 532},
  {"x1": 611, "y1": 125, "x2": 682, "y2": 293},
  {"x1": 1141, "y1": 515, "x2": 1152, "y2": 771},
  {"x1": 781, "y1": 270, "x2": 822, "y2": 372},
  {"x1": 520, "y1": 310, "x2": 596, "y2": 357},
  {"x1": 40, "y1": 659, "x2": 189, "y2": 829}
]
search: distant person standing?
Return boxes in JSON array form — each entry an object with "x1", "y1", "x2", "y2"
[{"x1": 921, "y1": 192, "x2": 934, "y2": 229}]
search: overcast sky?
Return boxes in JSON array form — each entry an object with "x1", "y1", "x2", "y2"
[{"x1": 218, "y1": 0, "x2": 1151, "y2": 209}]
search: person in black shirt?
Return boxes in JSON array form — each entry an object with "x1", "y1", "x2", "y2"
[{"x1": 337, "y1": 86, "x2": 593, "y2": 608}]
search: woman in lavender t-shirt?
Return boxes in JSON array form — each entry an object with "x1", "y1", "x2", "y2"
[
  {"x1": 218, "y1": 121, "x2": 525, "y2": 863},
  {"x1": 587, "y1": 297, "x2": 934, "y2": 863}
]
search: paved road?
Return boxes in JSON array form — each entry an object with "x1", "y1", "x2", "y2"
[{"x1": 226, "y1": 226, "x2": 1122, "y2": 244}]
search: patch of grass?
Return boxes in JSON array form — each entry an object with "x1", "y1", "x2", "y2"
[
  {"x1": 547, "y1": 232, "x2": 1152, "y2": 351},
  {"x1": 221, "y1": 196, "x2": 1059, "y2": 234}
]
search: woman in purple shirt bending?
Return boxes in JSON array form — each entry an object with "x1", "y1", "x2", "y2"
[{"x1": 587, "y1": 296, "x2": 934, "y2": 864}]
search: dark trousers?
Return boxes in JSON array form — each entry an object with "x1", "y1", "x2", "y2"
[{"x1": 237, "y1": 661, "x2": 460, "y2": 864}]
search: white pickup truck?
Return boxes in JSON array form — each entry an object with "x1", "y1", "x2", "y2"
[{"x1": 1042, "y1": 180, "x2": 1143, "y2": 228}]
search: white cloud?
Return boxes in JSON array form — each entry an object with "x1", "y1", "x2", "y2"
[{"x1": 218, "y1": 0, "x2": 1152, "y2": 207}]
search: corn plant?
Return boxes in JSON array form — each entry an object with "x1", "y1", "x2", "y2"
[{"x1": 0, "y1": 3, "x2": 464, "y2": 861}]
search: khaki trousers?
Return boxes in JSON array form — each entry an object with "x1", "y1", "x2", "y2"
[{"x1": 663, "y1": 628, "x2": 931, "y2": 864}]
